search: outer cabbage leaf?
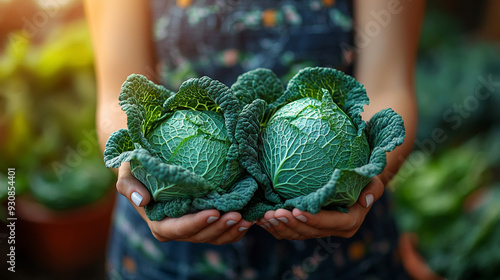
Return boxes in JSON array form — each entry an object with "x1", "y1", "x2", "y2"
[
  {"x1": 234, "y1": 99, "x2": 282, "y2": 214},
  {"x1": 104, "y1": 74, "x2": 259, "y2": 220},
  {"x1": 357, "y1": 108, "x2": 406, "y2": 177},
  {"x1": 103, "y1": 129, "x2": 135, "y2": 168},
  {"x1": 129, "y1": 149, "x2": 213, "y2": 201},
  {"x1": 270, "y1": 67, "x2": 369, "y2": 131},
  {"x1": 235, "y1": 99, "x2": 270, "y2": 188},
  {"x1": 230, "y1": 70, "x2": 283, "y2": 219},
  {"x1": 231, "y1": 68, "x2": 284, "y2": 107},
  {"x1": 118, "y1": 74, "x2": 174, "y2": 154}
]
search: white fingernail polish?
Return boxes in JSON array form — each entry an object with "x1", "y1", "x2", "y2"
[
  {"x1": 207, "y1": 216, "x2": 219, "y2": 224},
  {"x1": 296, "y1": 215, "x2": 308, "y2": 223},
  {"x1": 131, "y1": 192, "x2": 143, "y2": 207},
  {"x1": 226, "y1": 220, "x2": 237, "y2": 226},
  {"x1": 366, "y1": 194, "x2": 374, "y2": 208},
  {"x1": 269, "y1": 218, "x2": 280, "y2": 227},
  {"x1": 277, "y1": 217, "x2": 289, "y2": 224},
  {"x1": 238, "y1": 226, "x2": 248, "y2": 232}
]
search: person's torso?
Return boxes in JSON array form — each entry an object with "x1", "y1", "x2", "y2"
[{"x1": 150, "y1": 0, "x2": 355, "y2": 89}]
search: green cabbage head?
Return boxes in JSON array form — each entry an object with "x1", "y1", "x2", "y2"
[
  {"x1": 231, "y1": 67, "x2": 405, "y2": 219},
  {"x1": 104, "y1": 75, "x2": 258, "y2": 221},
  {"x1": 262, "y1": 94, "x2": 370, "y2": 202}
]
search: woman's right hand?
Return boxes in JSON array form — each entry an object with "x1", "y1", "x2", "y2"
[{"x1": 116, "y1": 163, "x2": 253, "y2": 245}]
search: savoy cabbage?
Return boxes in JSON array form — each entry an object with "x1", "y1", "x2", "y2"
[
  {"x1": 232, "y1": 68, "x2": 405, "y2": 219},
  {"x1": 104, "y1": 75, "x2": 258, "y2": 221},
  {"x1": 104, "y1": 67, "x2": 405, "y2": 221}
]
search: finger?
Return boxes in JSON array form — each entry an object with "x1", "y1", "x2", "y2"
[
  {"x1": 116, "y1": 162, "x2": 151, "y2": 207},
  {"x1": 266, "y1": 209, "x2": 311, "y2": 240},
  {"x1": 256, "y1": 217, "x2": 271, "y2": 229},
  {"x1": 149, "y1": 209, "x2": 221, "y2": 241},
  {"x1": 210, "y1": 219, "x2": 254, "y2": 245},
  {"x1": 292, "y1": 208, "x2": 353, "y2": 230},
  {"x1": 263, "y1": 210, "x2": 321, "y2": 240},
  {"x1": 177, "y1": 212, "x2": 245, "y2": 243},
  {"x1": 261, "y1": 211, "x2": 285, "y2": 239},
  {"x1": 357, "y1": 176, "x2": 385, "y2": 209},
  {"x1": 290, "y1": 177, "x2": 385, "y2": 232},
  {"x1": 291, "y1": 208, "x2": 365, "y2": 238},
  {"x1": 264, "y1": 177, "x2": 386, "y2": 239},
  {"x1": 273, "y1": 209, "x2": 346, "y2": 240},
  {"x1": 257, "y1": 217, "x2": 284, "y2": 239}
]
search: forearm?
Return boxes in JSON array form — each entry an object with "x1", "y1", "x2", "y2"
[
  {"x1": 83, "y1": 0, "x2": 157, "y2": 152},
  {"x1": 96, "y1": 100, "x2": 127, "y2": 153},
  {"x1": 364, "y1": 89, "x2": 418, "y2": 185},
  {"x1": 354, "y1": 0, "x2": 425, "y2": 185}
]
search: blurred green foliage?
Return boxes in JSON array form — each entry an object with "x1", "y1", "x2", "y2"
[
  {"x1": 415, "y1": 9, "x2": 500, "y2": 143},
  {"x1": 393, "y1": 138, "x2": 500, "y2": 279},
  {"x1": 0, "y1": 19, "x2": 114, "y2": 213},
  {"x1": 392, "y1": 5, "x2": 500, "y2": 279}
]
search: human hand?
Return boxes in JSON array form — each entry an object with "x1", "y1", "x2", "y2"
[
  {"x1": 256, "y1": 176, "x2": 385, "y2": 240},
  {"x1": 115, "y1": 162, "x2": 254, "y2": 244}
]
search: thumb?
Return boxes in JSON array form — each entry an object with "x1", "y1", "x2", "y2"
[
  {"x1": 357, "y1": 176, "x2": 385, "y2": 209},
  {"x1": 116, "y1": 162, "x2": 151, "y2": 207}
]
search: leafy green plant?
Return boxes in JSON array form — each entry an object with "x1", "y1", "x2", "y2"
[
  {"x1": 30, "y1": 156, "x2": 114, "y2": 210},
  {"x1": 392, "y1": 136, "x2": 499, "y2": 280},
  {"x1": 105, "y1": 67, "x2": 405, "y2": 221},
  {"x1": 414, "y1": 8, "x2": 500, "y2": 143},
  {"x1": 0, "y1": 20, "x2": 114, "y2": 214}
]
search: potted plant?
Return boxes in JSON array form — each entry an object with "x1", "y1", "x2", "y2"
[{"x1": 0, "y1": 16, "x2": 116, "y2": 276}]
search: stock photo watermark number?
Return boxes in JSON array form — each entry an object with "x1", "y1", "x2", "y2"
[{"x1": 6, "y1": 168, "x2": 17, "y2": 273}]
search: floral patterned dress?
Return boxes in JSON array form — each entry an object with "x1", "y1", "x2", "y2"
[{"x1": 106, "y1": 1, "x2": 410, "y2": 279}]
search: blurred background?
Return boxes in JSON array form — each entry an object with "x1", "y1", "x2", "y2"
[
  {"x1": 0, "y1": 0, "x2": 499, "y2": 279},
  {"x1": 0, "y1": 0, "x2": 115, "y2": 279}
]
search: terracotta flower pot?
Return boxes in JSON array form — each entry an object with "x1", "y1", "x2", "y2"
[
  {"x1": 399, "y1": 232, "x2": 444, "y2": 280},
  {"x1": 16, "y1": 190, "x2": 116, "y2": 275}
]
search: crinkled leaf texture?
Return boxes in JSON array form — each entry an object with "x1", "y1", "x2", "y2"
[
  {"x1": 234, "y1": 67, "x2": 405, "y2": 220},
  {"x1": 104, "y1": 74, "x2": 258, "y2": 221}
]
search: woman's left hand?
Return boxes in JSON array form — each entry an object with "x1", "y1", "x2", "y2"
[{"x1": 257, "y1": 176, "x2": 385, "y2": 240}]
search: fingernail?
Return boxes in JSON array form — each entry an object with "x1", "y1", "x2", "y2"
[
  {"x1": 277, "y1": 217, "x2": 289, "y2": 224},
  {"x1": 296, "y1": 215, "x2": 308, "y2": 223},
  {"x1": 366, "y1": 194, "x2": 374, "y2": 208},
  {"x1": 263, "y1": 222, "x2": 271, "y2": 229},
  {"x1": 268, "y1": 218, "x2": 280, "y2": 227},
  {"x1": 131, "y1": 192, "x2": 143, "y2": 207},
  {"x1": 226, "y1": 220, "x2": 237, "y2": 226},
  {"x1": 238, "y1": 226, "x2": 248, "y2": 232},
  {"x1": 206, "y1": 216, "x2": 219, "y2": 224}
]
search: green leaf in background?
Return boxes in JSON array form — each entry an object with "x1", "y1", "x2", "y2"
[
  {"x1": 392, "y1": 136, "x2": 499, "y2": 280},
  {"x1": 30, "y1": 155, "x2": 114, "y2": 210},
  {"x1": 0, "y1": 19, "x2": 115, "y2": 211}
]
